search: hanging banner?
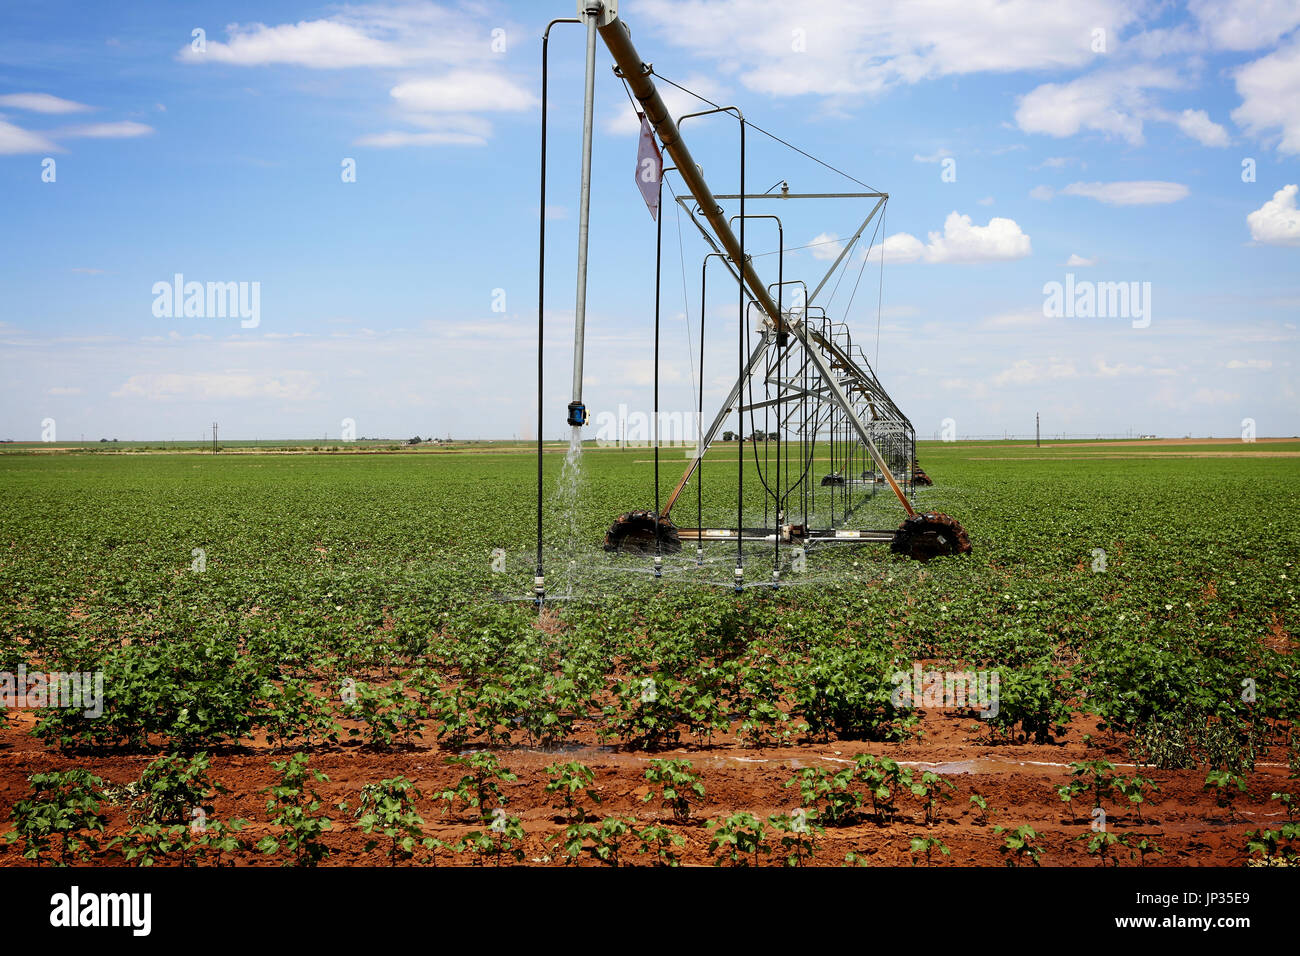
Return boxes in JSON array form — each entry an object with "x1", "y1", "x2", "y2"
[{"x1": 636, "y1": 112, "x2": 663, "y2": 220}]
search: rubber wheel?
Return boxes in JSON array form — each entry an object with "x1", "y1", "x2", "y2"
[
  {"x1": 820, "y1": 473, "x2": 845, "y2": 487},
  {"x1": 913, "y1": 462, "x2": 934, "y2": 486},
  {"x1": 890, "y1": 512, "x2": 971, "y2": 561},
  {"x1": 603, "y1": 511, "x2": 683, "y2": 555}
]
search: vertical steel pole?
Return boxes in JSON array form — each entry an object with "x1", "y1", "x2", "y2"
[{"x1": 568, "y1": 4, "x2": 600, "y2": 425}]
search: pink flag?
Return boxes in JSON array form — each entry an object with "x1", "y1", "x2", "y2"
[{"x1": 636, "y1": 112, "x2": 663, "y2": 220}]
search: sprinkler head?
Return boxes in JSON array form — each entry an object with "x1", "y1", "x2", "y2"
[
  {"x1": 733, "y1": 566, "x2": 744, "y2": 592},
  {"x1": 566, "y1": 401, "x2": 588, "y2": 427},
  {"x1": 696, "y1": 546, "x2": 704, "y2": 567},
  {"x1": 533, "y1": 575, "x2": 545, "y2": 606},
  {"x1": 653, "y1": 555, "x2": 662, "y2": 578}
]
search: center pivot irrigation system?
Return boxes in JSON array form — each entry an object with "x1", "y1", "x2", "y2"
[{"x1": 534, "y1": 2, "x2": 970, "y2": 604}]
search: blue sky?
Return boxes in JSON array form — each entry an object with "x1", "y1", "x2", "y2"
[{"x1": 1, "y1": 0, "x2": 1297, "y2": 441}]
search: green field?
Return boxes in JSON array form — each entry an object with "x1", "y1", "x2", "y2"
[{"x1": 1, "y1": 440, "x2": 1297, "y2": 865}]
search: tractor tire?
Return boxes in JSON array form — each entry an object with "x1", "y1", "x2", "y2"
[
  {"x1": 890, "y1": 511, "x2": 971, "y2": 561},
  {"x1": 603, "y1": 511, "x2": 683, "y2": 554}
]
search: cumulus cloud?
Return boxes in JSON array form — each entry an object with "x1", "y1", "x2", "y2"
[
  {"x1": 179, "y1": 7, "x2": 529, "y2": 148},
  {"x1": 1061, "y1": 180, "x2": 1190, "y2": 204},
  {"x1": 390, "y1": 72, "x2": 534, "y2": 113},
  {"x1": 1171, "y1": 108, "x2": 1230, "y2": 146},
  {"x1": 1066, "y1": 253, "x2": 1096, "y2": 266},
  {"x1": 808, "y1": 232, "x2": 843, "y2": 261},
  {"x1": 181, "y1": 20, "x2": 406, "y2": 68},
  {"x1": 1187, "y1": 0, "x2": 1300, "y2": 51},
  {"x1": 1246, "y1": 184, "x2": 1300, "y2": 245},
  {"x1": 1014, "y1": 67, "x2": 1180, "y2": 145},
  {"x1": 869, "y1": 212, "x2": 1031, "y2": 264},
  {"x1": 1232, "y1": 37, "x2": 1300, "y2": 155},
  {"x1": 633, "y1": 0, "x2": 1139, "y2": 99}
]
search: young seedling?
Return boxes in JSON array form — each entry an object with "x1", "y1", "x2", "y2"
[
  {"x1": 1056, "y1": 780, "x2": 1087, "y2": 825},
  {"x1": 459, "y1": 811, "x2": 525, "y2": 867},
  {"x1": 636, "y1": 822, "x2": 686, "y2": 867},
  {"x1": 707, "y1": 812, "x2": 769, "y2": 867},
  {"x1": 854, "y1": 754, "x2": 910, "y2": 824},
  {"x1": 1244, "y1": 823, "x2": 1299, "y2": 866},
  {"x1": 910, "y1": 771, "x2": 957, "y2": 827},
  {"x1": 545, "y1": 760, "x2": 600, "y2": 823},
  {"x1": 1270, "y1": 790, "x2": 1296, "y2": 823},
  {"x1": 1130, "y1": 835, "x2": 1163, "y2": 867},
  {"x1": 257, "y1": 753, "x2": 333, "y2": 867},
  {"x1": 1204, "y1": 770, "x2": 1248, "y2": 821},
  {"x1": 354, "y1": 776, "x2": 438, "y2": 865},
  {"x1": 641, "y1": 759, "x2": 705, "y2": 824},
  {"x1": 968, "y1": 792, "x2": 997, "y2": 826},
  {"x1": 1114, "y1": 774, "x2": 1159, "y2": 823},
  {"x1": 585, "y1": 814, "x2": 635, "y2": 866},
  {"x1": 994, "y1": 824, "x2": 1043, "y2": 867},
  {"x1": 909, "y1": 835, "x2": 950, "y2": 866},
  {"x1": 785, "y1": 766, "x2": 864, "y2": 827},
  {"x1": 1069, "y1": 759, "x2": 1118, "y2": 809},
  {"x1": 1077, "y1": 830, "x2": 1122, "y2": 867},
  {"x1": 768, "y1": 808, "x2": 823, "y2": 867},
  {"x1": 438, "y1": 752, "x2": 517, "y2": 823}
]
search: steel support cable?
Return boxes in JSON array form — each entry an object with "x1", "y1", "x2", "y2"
[{"x1": 649, "y1": 70, "x2": 880, "y2": 194}]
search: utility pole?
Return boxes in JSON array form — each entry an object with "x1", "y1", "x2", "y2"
[
  {"x1": 1036, "y1": 412, "x2": 1040, "y2": 448},
  {"x1": 212, "y1": 421, "x2": 218, "y2": 455}
]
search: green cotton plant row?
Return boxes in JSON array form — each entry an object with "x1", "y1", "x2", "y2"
[{"x1": 0, "y1": 448, "x2": 1296, "y2": 757}]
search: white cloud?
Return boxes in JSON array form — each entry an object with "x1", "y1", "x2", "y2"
[
  {"x1": 179, "y1": 7, "x2": 529, "y2": 148},
  {"x1": 808, "y1": 231, "x2": 843, "y2": 261},
  {"x1": 354, "y1": 129, "x2": 486, "y2": 148},
  {"x1": 1187, "y1": 0, "x2": 1300, "y2": 52},
  {"x1": 1246, "y1": 184, "x2": 1300, "y2": 245},
  {"x1": 1029, "y1": 185, "x2": 1055, "y2": 200},
  {"x1": 633, "y1": 0, "x2": 1140, "y2": 99},
  {"x1": 1066, "y1": 253, "x2": 1096, "y2": 266},
  {"x1": 976, "y1": 196, "x2": 995, "y2": 206},
  {"x1": 60, "y1": 121, "x2": 153, "y2": 139},
  {"x1": 1061, "y1": 180, "x2": 1189, "y2": 204},
  {"x1": 1014, "y1": 67, "x2": 1180, "y2": 145},
  {"x1": 111, "y1": 371, "x2": 321, "y2": 402},
  {"x1": 1225, "y1": 358, "x2": 1274, "y2": 369},
  {"x1": 993, "y1": 357, "x2": 1079, "y2": 386},
  {"x1": 1171, "y1": 108, "x2": 1230, "y2": 146},
  {"x1": 390, "y1": 72, "x2": 534, "y2": 113},
  {"x1": 0, "y1": 118, "x2": 58, "y2": 154},
  {"x1": 1232, "y1": 37, "x2": 1300, "y2": 155},
  {"x1": 356, "y1": 114, "x2": 492, "y2": 148},
  {"x1": 182, "y1": 20, "x2": 406, "y2": 68},
  {"x1": 869, "y1": 212, "x2": 1030, "y2": 264},
  {"x1": 46, "y1": 386, "x2": 82, "y2": 395},
  {"x1": 0, "y1": 93, "x2": 92, "y2": 113}
]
